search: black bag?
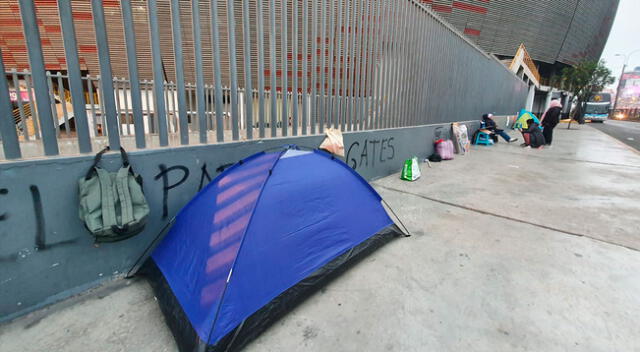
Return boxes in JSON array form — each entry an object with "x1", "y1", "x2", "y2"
[{"x1": 428, "y1": 152, "x2": 442, "y2": 162}]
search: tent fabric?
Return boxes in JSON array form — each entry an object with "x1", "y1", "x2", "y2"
[
  {"x1": 513, "y1": 109, "x2": 540, "y2": 130},
  {"x1": 146, "y1": 147, "x2": 402, "y2": 351}
]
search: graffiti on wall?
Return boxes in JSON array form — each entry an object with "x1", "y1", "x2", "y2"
[
  {"x1": 346, "y1": 137, "x2": 396, "y2": 170},
  {"x1": 0, "y1": 185, "x2": 79, "y2": 263}
]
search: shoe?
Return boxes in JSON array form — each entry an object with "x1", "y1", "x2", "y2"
[
  {"x1": 525, "y1": 146, "x2": 531, "y2": 149},
  {"x1": 509, "y1": 138, "x2": 519, "y2": 143},
  {"x1": 520, "y1": 143, "x2": 527, "y2": 147}
]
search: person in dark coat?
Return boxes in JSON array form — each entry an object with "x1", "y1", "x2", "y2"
[
  {"x1": 522, "y1": 119, "x2": 545, "y2": 149},
  {"x1": 540, "y1": 99, "x2": 562, "y2": 145}
]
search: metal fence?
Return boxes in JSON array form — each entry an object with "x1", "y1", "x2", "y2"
[{"x1": 0, "y1": 0, "x2": 527, "y2": 161}]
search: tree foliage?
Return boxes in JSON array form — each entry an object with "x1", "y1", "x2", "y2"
[
  {"x1": 557, "y1": 60, "x2": 615, "y2": 118},
  {"x1": 560, "y1": 60, "x2": 614, "y2": 102}
]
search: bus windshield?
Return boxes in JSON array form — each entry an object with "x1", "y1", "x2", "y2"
[{"x1": 584, "y1": 93, "x2": 611, "y2": 115}]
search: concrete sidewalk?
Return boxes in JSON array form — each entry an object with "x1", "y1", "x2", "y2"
[{"x1": 2, "y1": 125, "x2": 640, "y2": 351}]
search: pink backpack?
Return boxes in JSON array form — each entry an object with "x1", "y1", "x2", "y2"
[{"x1": 436, "y1": 140, "x2": 455, "y2": 160}]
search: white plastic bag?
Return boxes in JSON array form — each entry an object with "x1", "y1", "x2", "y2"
[{"x1": 319, "y1": 128, "x2": 345, "y2": 157}]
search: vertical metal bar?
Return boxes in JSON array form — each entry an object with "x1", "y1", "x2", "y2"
[
  {"x1": 423, "y1": 16, "x2": 435, "y2": 124},
  {"x1": 56, "y1": 73, "x2": 71, "y2": 136},
  {"x1": 301, "y1": 0, "x2": 309, "y2": 135},
  {"x1": 384, "y1": 0, "x2": 395, "y2": 128},
  {"x1": 372, "y1": 0, "x2": 384, "y2": 129},
  {"x1": 363, "y1": 0, "x2": 376, "y2": 130},
  {"x1": 310, "y1": 0, "x2": 318, "y2": 135},
  {"x1": 406, "y1": 2, "x2": 417, "y2": 125},
  {"x1": 353, "y1": 0, "x2": 364, "y2": 131},
  {"x1": 318, "y1": 0, "x2": 327, "y2": 133},
  {"x1": 114, "y1": 78, "x2": 122, "y2": 133},
  {"x1": 374, "y1": 0, "x2": 389, "y2": 130},
  {"x1": 92, "y1": 0, "x2": 120, "y2": 149},
  {"x1": 291, "y1": 0, "x2": 299, "y2": 136},
  {"x1": 416, "y1": 6, "x2": 429, "y2": 125},
  {"x1": 373, "y1": 0, "x2": 384, "y2": 129},
  {"x1": 191, "y1": 0, "x2": 207, "y2": 144},
  {"x1": 0, "y1": 52, "x2": 21, "y2": 159},
  {"x1": 280, "y1": 0, "x2": 289, "y2": 136},
  {"x1": 165, "y1": 82, "x2": 173, "y2": 132},
  {"x1": 346, "y1": 0, "x2": 358, "y2": 131},
  {"x1": 407, "y1": 5, "x2": 420, "y2": 126},
  {"x1": 144, "y1": 80, "x2": 153, "y2": 134},
  {"x1": 11, "y1": 69, "x2": 28, "y2": 141},
  {"x1": 149, "y1": 0, "x2": 169, "y2": 145},
  {"x1": 395, "y1": 1, "x2": 407, "y2": 127},
  {"x1": 204, "y1": 85, "x2": 209, "y2": 132},
  {"x1": 18, "y1": 0, "x2": 58, "y2": 155},
  {"x1": 87, "y1": 75, "x2": 98, "y2": 136},
  {"x1": 24, "y1": 72, "x2": 40, "y2": 139},
  {"x1": 123, "y1": 79, "x2": 131, "y2": 135},
  {"x1": 241, "y1": 0, "x2": 254, "y2": 139},
  {"x1": 343, "y1": 0, "x2": 352, "y2": 130},
  {"x1": 332, "y1": 0, "x2": 343, "y2": 130},
  {"x1": 186, "y1": 84, "x2": 192, "y2": 130},
  {"x1": 98, "y1": 76, "x2": 107, "y2": 135},
  {"x1": 121, "y1": 0, "x2": 146, "y2": 148},
  {"x1": 225, "y1": 0, "x2": 240, "y2": 140},
  {"x1": 355, "y1": 0, "x2": 368, "y2": 131},
  {"x1": 170, "y1": 0, "x2": 189, "y2": 144},
  {"x1": 326, "y1": 0, "x2": 336, "y2": 129},
  {"x1": 394, "y1": 1, "x2": 408, "y2": 127},
  {"x1": 387, "y1": 0, "x2": 400, "y2": 128},
  {"x1": 46, "y1": 72, "x2": 59, "y2": 137},
  {"x1": 58, "y1": 0, "x2": 91, "y2": 152},
  {"x1": 268, "y1": 0, "x2": 278, "y2": 137},
  {"x1": 338, "y1": 0, "x2": 347, "y2": 130},
  {"x1": 256, "y1": 0, "x2": 266, "y2": 138},
  {"x1": 405, "y1": 5, "x2": 416, "y2": 125}
]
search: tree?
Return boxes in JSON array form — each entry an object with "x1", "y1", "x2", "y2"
[{"x1": 557, "y1": 60, "x2": 614, "y2": 129}]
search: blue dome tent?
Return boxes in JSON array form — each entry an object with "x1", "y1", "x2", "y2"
[{"x1": 144, "y1": 146, "x2": 405, "y2": 351}]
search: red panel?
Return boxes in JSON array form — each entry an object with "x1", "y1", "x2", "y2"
[
  {"x1": 452, "y1": 1, "x2": 487, "y2": 14},
  {"x1": 34, "y1": 0, "x2": 57, "y2": 6},
  {"x1": 44, "y1": 25, "x2": 61, "y2": 33},
  {"x1": 7, "y1": 46, "x2": 27, "y2": 53},
  {"x1": 464, "y1": 28, "x2": 481, "y2": 36},
  {"x1": 432, "y1": 4, "x2": 452, "y2": 13},
  {"x1": 1, "y1": 33, "x2": 24, "y2": 39},
  {"x1": 103, "y1": 0, "x2": 120, "y2": 7},
  {"x1": 45, "y1": 64, "x2": 61, "y2": 70},
  {"x1": 41, "y1": 38, "x2": 52, "y2": 46},
  {"x1": 72, "y1": 12, "x2": 93, "y2": 21},
  {"x1": 3, "y1": 19, "x2": 23, "y2": 26},
  {"x1": 79, "y1": 45, "x2": 98, "y2": 54}
]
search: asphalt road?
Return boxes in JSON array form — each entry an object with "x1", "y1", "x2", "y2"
[{"x1": 590, "y1": 120, "x2": 640, "y2": 152}]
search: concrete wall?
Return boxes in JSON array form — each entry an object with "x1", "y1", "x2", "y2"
[{"x1": 0, "y1": 119, "x2": 502, "y2": 322}]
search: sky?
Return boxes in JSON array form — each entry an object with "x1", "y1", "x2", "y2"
[{"x1": 600, "y1": 0, "x2": 640, "y2": 89}]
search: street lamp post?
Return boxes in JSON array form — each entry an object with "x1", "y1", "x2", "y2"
[{"x1": 612, "y1": 50, "x2": 640, "y2": 117}]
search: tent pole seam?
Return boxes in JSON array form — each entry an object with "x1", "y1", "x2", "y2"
[{"x1": 204, "y1": 150, "x2": 287, "y2": 346}]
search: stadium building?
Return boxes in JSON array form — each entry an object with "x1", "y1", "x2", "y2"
[{"x1": 420, "y1": 0, "x2": 619, "y2": 116}]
